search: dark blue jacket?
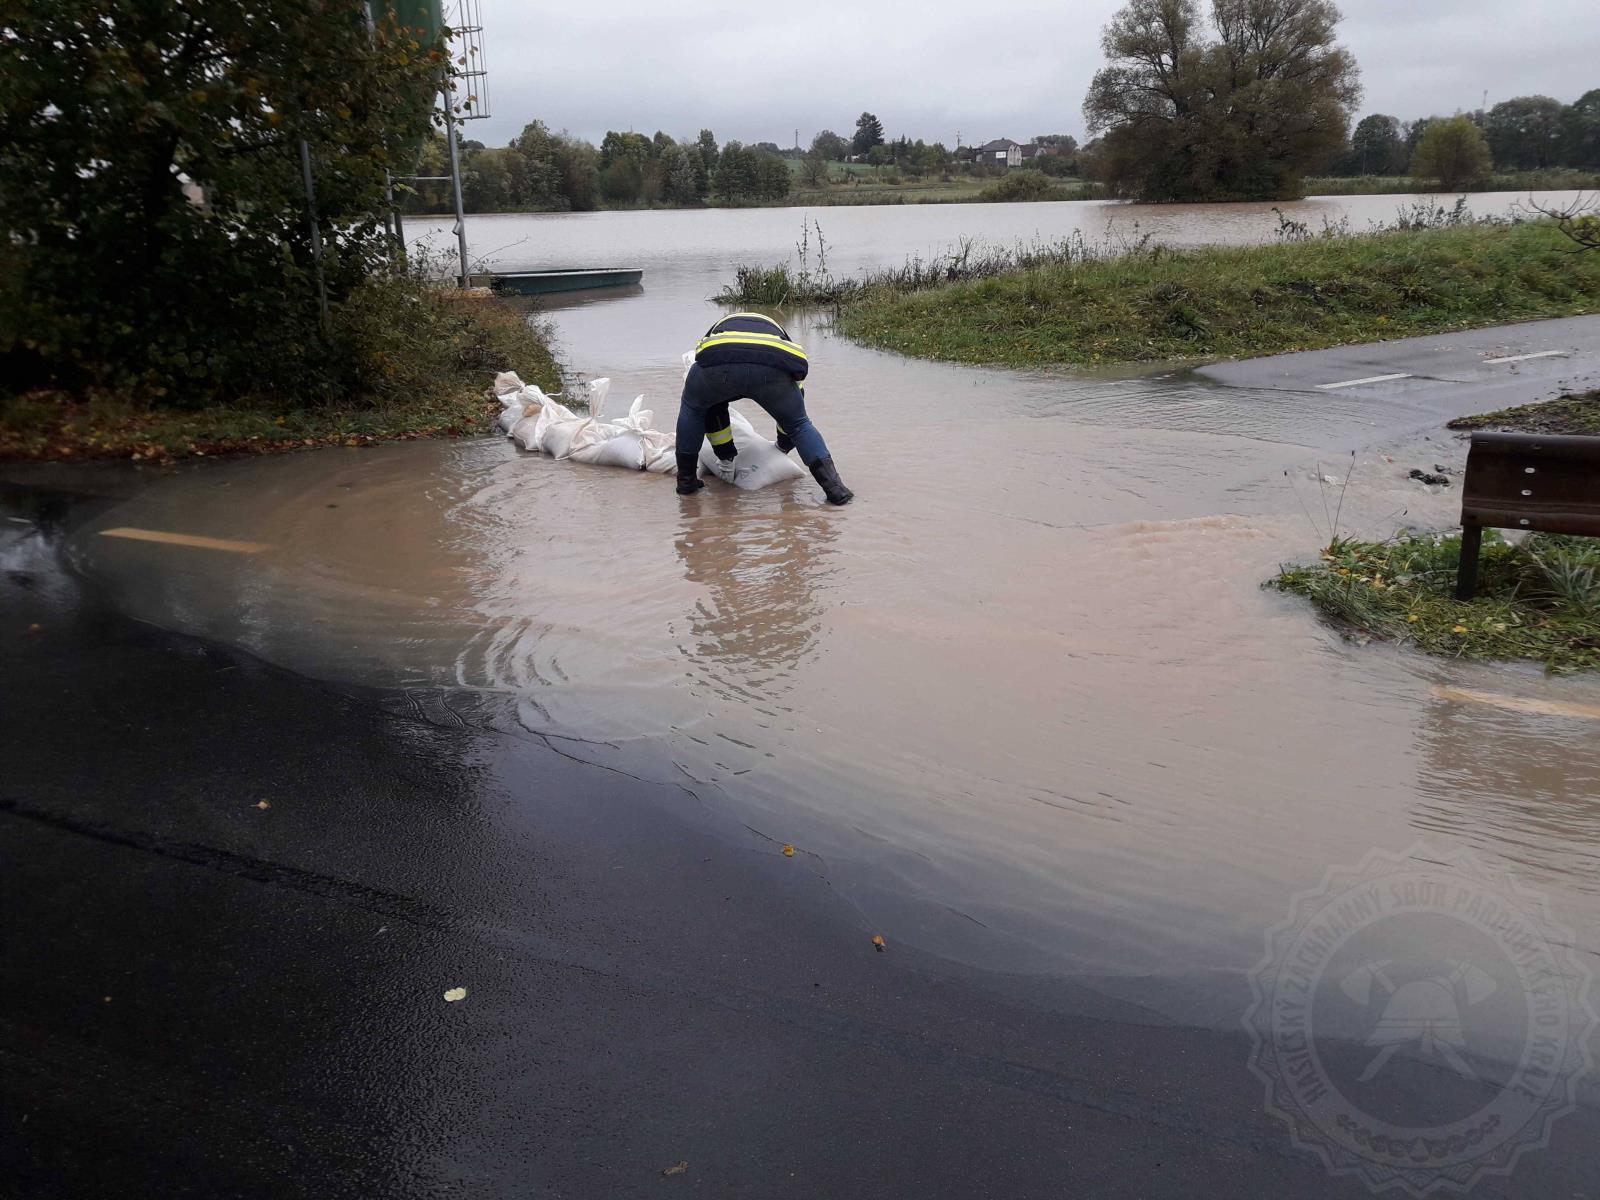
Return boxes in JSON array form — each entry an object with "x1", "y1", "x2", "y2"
[{"x1": 693, "y1": 312, "x2": 809, "y2": 380}]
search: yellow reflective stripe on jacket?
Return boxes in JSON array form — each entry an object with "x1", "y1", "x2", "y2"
[
  {"x1": 707, "y1": 426, "x2": 735, "y2": 446},
  {"x1": 695, "y1": 333, "x2": 807, "y2": 360}
]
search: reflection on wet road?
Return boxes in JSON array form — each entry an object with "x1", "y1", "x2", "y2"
[{"x1": 44, "y1": 196, "x2": 1600, "y2": 1009}]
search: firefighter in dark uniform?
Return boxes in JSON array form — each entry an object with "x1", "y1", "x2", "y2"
[{"x1": 676, "y1": 312, "x2": 853, "y2": 505}]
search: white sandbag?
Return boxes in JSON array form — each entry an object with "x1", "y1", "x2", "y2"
[
  {"x1": 642, "y1": 431, "x2": 677, "y2": 473},
  {"x1": 575, "y1": 377, "x2": 611, "y2": 416},
  {"x1": 566, "y1": 395, "x2": 652, "y2": 469},
  {"x1": 530, "y1": 395, "x2": 586, "y2": 458},
  {"x1": 571, "y1": 431, "x2": 647, "y2": 469},
  {"x1": 509, "y1": 412, "x2": 543, "y2": 451},
  {"x1": 698, "y1": 409, "x2": 806, "y2": 490},
  {"x1": 495, "y1": 372, "x2": 528, "y2": 432}
]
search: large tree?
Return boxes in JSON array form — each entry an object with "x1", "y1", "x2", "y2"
[
  {"x1": 1483, "y1": 95, "x2": 1565, "y2": 171},
  {"x1": 1083, "y1": 0, "x2": 1360, "y2": 201},
  {"x1": 696, "y1": 129, "x2": 719, "y2": 175},
  {"x1": 1561, "y1": 89, "x2": 1600, "y2": 169},
  {"x1": 1347, "y1": 113, "x2": 1405, "y2": 175},
  {"x1": 851, "y1": 112, "x2": 885, "y2": 156},
  {"x1": 810, "y1": 129, "x2": 849, "y2": 160},
  {"x1": 1410, "y1": 115, "x2": 1492, "y2": 189},
  {"x1": 0, "y1": 0, "x2": 443, "y2": 400}
]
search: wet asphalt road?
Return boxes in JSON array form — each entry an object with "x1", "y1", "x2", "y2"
[
  {"x1": 5, "y1": 311, "x2": 1600, "y2": 1199},
  {"x1": 1197, "y1": 313, "x2": 1600, "y2": 437}
]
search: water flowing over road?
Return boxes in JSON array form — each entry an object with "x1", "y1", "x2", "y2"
[{"x1": 40, "y1": 192, "x2": 1600, "y2": 1014}]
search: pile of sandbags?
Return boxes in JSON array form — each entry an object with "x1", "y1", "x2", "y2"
[
  {"x1": 492, "y1": 373, "x2": 675, "y2": 472},
  {"x1": 491, "y1": 366, "x2": 804, "y2": 490}
]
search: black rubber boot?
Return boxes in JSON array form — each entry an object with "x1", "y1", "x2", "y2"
[
  {"x1": 675, "y1": 453, "x2": 704, "y2": 495},
  {"x1": 809, "y1": 457, "x2": 853, "y2": 506}
]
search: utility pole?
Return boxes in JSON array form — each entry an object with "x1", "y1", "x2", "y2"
[{"x1": 440, "y1": 74, "x2": 471, "y2": 288}]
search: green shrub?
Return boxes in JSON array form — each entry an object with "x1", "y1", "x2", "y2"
[
  {"x1": 1269, "y1": 532, "x2": 1600, "y2": 673},
  {"x1": 977, "y1": 171, "x2": 1064, "y2": 203}
]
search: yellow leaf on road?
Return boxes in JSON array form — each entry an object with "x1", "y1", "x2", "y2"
[
  {"x1": 782, "y1": 844, "x2": 795, "y2": 857},
  {"x1": 872, "y1": 935, "x2": 887, "y2": 951},
  {"x1": 662, "y1": 1161, "x2": 688, "y2": 1177}
]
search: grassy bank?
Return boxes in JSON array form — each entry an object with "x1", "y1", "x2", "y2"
[
  {"x1": 1306, "y1": 170, "x2": 1600, "y2": 196},
  {"x1": 0, "y1": 287, "x2": 559, "y2": 462},
  {"x1": 785, "y1": 177, "x2": 1102, "y2": 207},
  {"x1": 827, "y1": 221, "x2": 1600, "y2": 368},
  {"x1": 1447, "y1": 387, "x2": 1600, "y2": 436},
  {"x1": 1269, "y1": 532, "x2": 1600, "y2": 674}
]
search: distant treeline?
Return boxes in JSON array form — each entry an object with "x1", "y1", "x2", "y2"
[
  {"x1": 402, "y1": 79, "x2": 1600, "y2": 216},
  {"x1": 399, "y1": 113, "x2": 1091, "y2": 215},
  {"x1": 1322, "y1": 96, "x2": 1600, "y2": 179},
  {"x1": 400, "y1": 124, "x2": 791, "y2": 213}
]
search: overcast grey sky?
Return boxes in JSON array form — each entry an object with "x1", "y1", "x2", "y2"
[{"x1": 462, "y1": 1, "x2": 1600, "y2": 148}]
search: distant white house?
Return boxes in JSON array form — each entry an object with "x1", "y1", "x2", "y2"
[
  {"x1": 976, "y1": 138, "x2": 1022, "y2": 168},
  {"x1": 973, "y1": 138, "x2": 1058, "y2": 168}
]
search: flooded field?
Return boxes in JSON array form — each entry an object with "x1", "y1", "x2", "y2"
[{"x1": 41, "y1": 193, "x2": 1600, "y2": 1024}]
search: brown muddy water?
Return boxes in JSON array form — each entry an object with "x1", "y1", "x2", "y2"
[{"x1": 46, "y1": 194, "x2": 1600, "y2": 1026}]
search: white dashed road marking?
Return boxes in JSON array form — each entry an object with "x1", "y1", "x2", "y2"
[
  {"x1": 1316, "y1": 372, "x2": 1411, "y2": 390},
  {"x1": 1482, "y1": 350, "x2": 1569, "y2": 364}
]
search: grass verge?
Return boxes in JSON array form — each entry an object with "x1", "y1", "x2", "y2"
[
  {"x1": 1305, "y1": 170, "x2": 1600, "y2": 196},
  {"x1": 830, "y1": 221, "x2": 1600, "y2": 368},
  {"x1": 1269, "y1": 532, "x2": 1600, "y2": 674},
  {"x1": 1446, "y1": 387, "x2": 1600, "y2": 436},
  {"x1": 0, "y1": 286, "x2": 559, "y2": 462}
]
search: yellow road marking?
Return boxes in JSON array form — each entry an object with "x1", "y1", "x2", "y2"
[
  {"x1": 1433, "y1": 684, "x2": 1600, "y2": 722},
  {"x1": 99, "y1": 527, "x2": 271, "y2": 555}
]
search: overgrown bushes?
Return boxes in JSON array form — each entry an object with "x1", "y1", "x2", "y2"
[
  {"x1": 0, "y1": 277, "x2": 560, "y2": 461},
  {"x1": 976, "y1": 171, "x2": 1068, "y2": 203},
  {"x1": 0, "y1": 1, "x2": 441, "y2": 406}
]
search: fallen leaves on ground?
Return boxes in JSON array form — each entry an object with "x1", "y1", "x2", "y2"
[
  {"x1": 661, "y1": 1161, "x2": 689, "y2": 1177},
  {"x1": 781, "y1": 844, "x2": 795, "y2": 857},
  {"x1": 254, "y1": 800, "x2": 271, "y2": 810},
  {"x1": 872, "y1": 935, "x2": 887, "y2": 952}
]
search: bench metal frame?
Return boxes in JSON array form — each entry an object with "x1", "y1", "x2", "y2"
[{"x1": 1456, "y1": 431, "x2": 1600, "y2": 600}]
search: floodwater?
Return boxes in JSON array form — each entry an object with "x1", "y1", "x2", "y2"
[{"x1": 52, "y1": 193, "x2": 1600, "y2": 1027}]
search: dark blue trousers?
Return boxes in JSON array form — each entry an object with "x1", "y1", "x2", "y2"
[{"x1": 677, "y1": 362, "x2": 831, "y2": 466}]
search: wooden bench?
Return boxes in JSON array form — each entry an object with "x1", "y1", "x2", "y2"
[{"x1": 1456, "y1": 431, "x2": 1600, "y2": 599}]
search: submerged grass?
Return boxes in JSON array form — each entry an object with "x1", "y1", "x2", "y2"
[
  {"x1": 1269, "y1": 532, "x2": 1600, "y2": 674},
  {"x1": 717, "y1": 226, "x2": 1149, "y2": 307},
  {"x1": 0, "y1": 287, "x2": 560, "y2": 462},
  {"x1": 1447, "y1": 387, "x2": 1600, "y2": 437},
  {"x1": 831, "y1": 220, "x2": 1600, "y2": 367}
]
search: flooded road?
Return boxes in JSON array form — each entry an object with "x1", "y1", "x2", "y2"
[{"x1": 44, "y1": 194, "x2": 1600, "y2": 1023}]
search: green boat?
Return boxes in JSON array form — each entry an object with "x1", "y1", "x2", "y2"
[{"x1": 481, "y1": 268, "x2": 644, "y2": 296}]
